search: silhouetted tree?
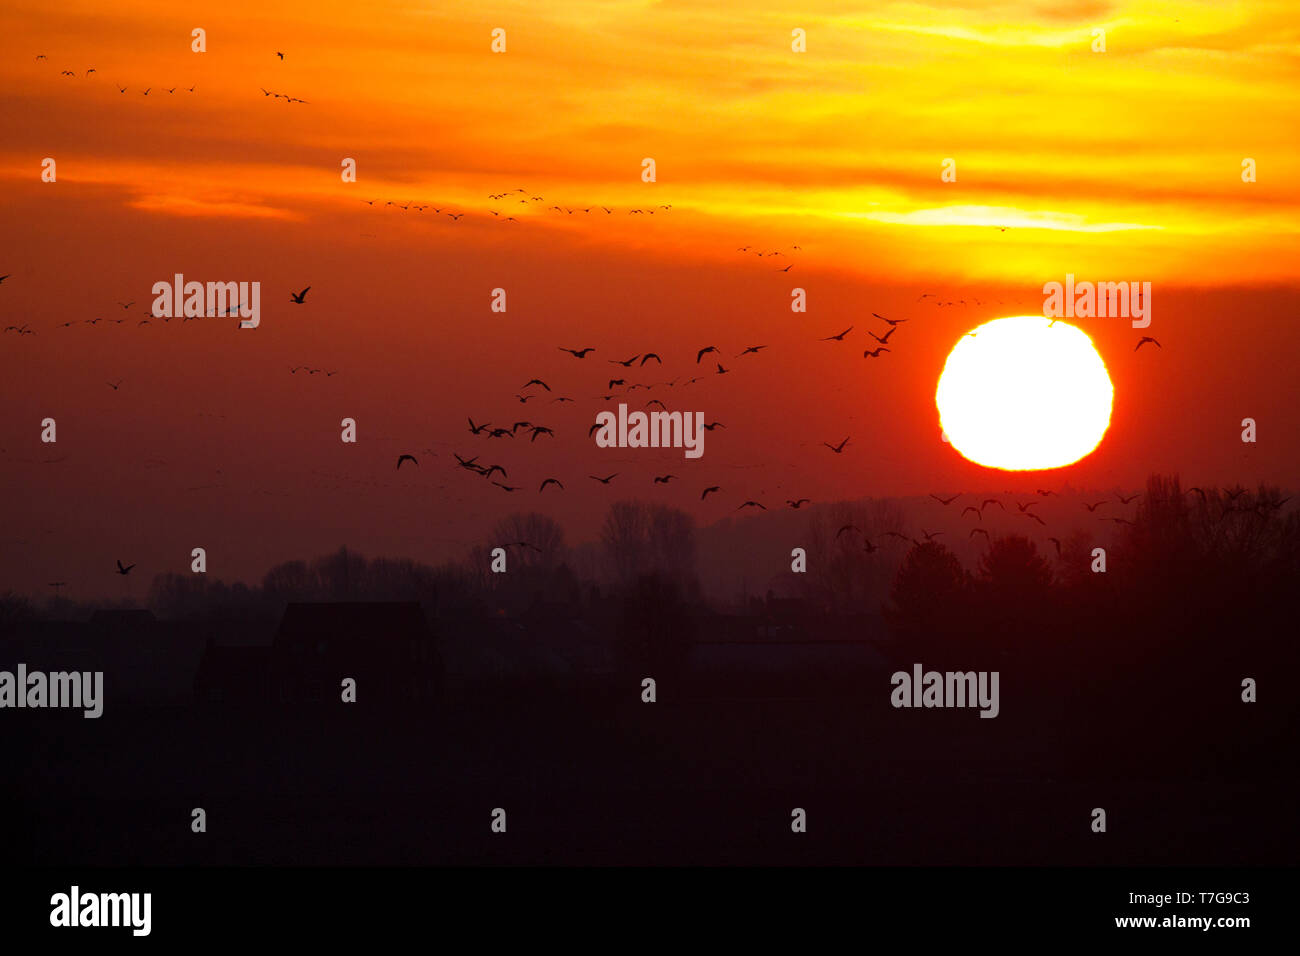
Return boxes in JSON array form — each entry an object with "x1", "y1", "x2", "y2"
[
  {"x1": 600, "y1": 500, "x2": 698, "y2": 593},
  {"x1": 491, "y1": 512, "x2": 566, "y2": 571},
  {"x1": 0, "y1": 591, "x2": 35, "y2": 633},
  {"x1": 971, "y1": 534, "x2": 1054, "y2": 659},
  {"x1": 617, "y1": 570, "x2": 694, "y2": 682},
  {"x1": 808, "y1": 499, "x2": 906, "y2": 611},
  {"x1": 883, "y1": 541, "x2": 969, "y2": 657}
]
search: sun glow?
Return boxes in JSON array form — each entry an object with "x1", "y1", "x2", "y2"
[{"x1": 936, "y1": 317, "x2": 1113, "y2": 471}]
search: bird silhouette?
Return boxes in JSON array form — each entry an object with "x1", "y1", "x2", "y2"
[
  {"x1": 715, "y1": 363, "x2": 729, "y2": 375},
  {"x1": 982, "y1": 498, "x2": 1004, "y2": 511},
  {"x1": 275, "y1": 51, "x2": 285, "y2": 59},
  {"x1": 522, "y1": 378, "x2": 550, "y2": 391},
  {"x1": 961, "y1": 506, "x2": 982, "y2": 519},
  {"x1": 737, "y1": 501, "x2": 766, "y2": 510},
  {"x1": 701, "y1": 486, "x2": 721, "y2": 500},
  {"x1": 589, "y1": 474, "x2": 618, "y2": 484},
  {"x1": 1048, "y1": 537, "x2": 1062, "y2": 556},
  {"x1": 1083, "y1": 500, "x2": 1108, "y2": 512},
  {"x1": 559, "y1": 347, "x2": 595, "y2": 358},
  {"x1": 1022, "y1": 512, "x2": 1046, "y2": 526},
  {"x1": 610, "y1": 355, "x2": 640, "y2": 367},
  {"x1": 1117, "y1": 493, "x2": 1140, "y2": 504},
  {"x1": 738, "y1": 345, "x2": 767, "y2": 356},
  {"x1": 920, "y1": 529, "x2": 943, "y2": 541},
  {"x1": 873, "y1": 313, "x2": 907, "y2": 326},
  {"x1": 653, "y1": 475, "x2": 675, "y2": 484},
  {"x1": 787, "y1": 498, "x2": 810, "y2": 509},
  {"x1": 492, "y1": 481, "x2": 520, "y2": 492},
  {"x1": 107, "y1": 380, "x2": 122, "y2": 391},
  {"x1": 539, "y1": 478, "x2": 564, "y2": 492},
  {"x1": 396, "y1": 454, "x2": 418, "y2": 469},
  {"x1": 836, "y1": 524, "x2": 861, "y2": 538},
  {"x1": 823, "y1": 437, "x2": 850, "y2": 453},
  {"x1": 867, "y1": 327, "x2": 897, "y2": 344},
  {"x1": 1015, "y1": 501, "x2": 1037, "y2": 512},
  {"x1": 529, "y1": 426, "x2": 554, "y2": 442},
  {"x1": 1135, "y1": 336, "x2": 1161, "y2": 351},
  {"x1": 468, "y1": 417, "x2": 490, "y2": 435},
  {"x1": 289, "y1": 286, "x2": 311, "y2": 303},
  {"x1": 863, "y1": 348, "x2": 891, "y2": 358},
  {"x1": 822, "y1": 326, "x2": 853, "y2": 341},
  {"x1": 640, "y1": 353, "x2": 662, "y2": 365},
  {"x1": 702, "y1": 421, "x2": 725, "y2": 431},
  {"x1": 115, "y1": 560, "x2": 135, "y2": 575},
  {"x1": 930, "y1": 493, "x2": 960, "y2": 505},
  {"x1": 696, "y1": 346, "x2": 718, "y2": 363}
]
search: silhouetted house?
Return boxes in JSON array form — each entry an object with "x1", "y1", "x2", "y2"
[
  {"x1": 193, "y1": 642, "x2": 271, "y2": 704},
  {"x1": 270, "y1": 602, "x2": 443, "y2": 706}
]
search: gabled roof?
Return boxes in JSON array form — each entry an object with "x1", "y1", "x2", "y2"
[{"x1": 273, "y1": 601, "x2": 430, "y2": 647}]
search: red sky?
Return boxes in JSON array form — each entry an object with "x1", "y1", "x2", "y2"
[{"x1": 2, "y1": 0, "x2": 1298, "y2": 597}]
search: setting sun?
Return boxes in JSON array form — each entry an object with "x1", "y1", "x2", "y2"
[{"x1": 936, "y1": 317, "x2": 1113, "y2": 471}]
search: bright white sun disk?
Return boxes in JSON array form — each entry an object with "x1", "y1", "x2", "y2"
[{"x1": 936, "y1": 316, "x2": 1113, "y2": 470}]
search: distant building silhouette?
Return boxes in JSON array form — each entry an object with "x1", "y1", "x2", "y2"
[
  {"x1": 196, "y1": 601, "x2": 444, "y2": 707},
  {"x1": 273, "y1": 601, "x2": 443, "y2": 705}
]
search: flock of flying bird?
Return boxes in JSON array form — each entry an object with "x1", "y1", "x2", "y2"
[
  {"x1": 356, "y1": 189, "x2": 676, "y2": 224},
  {"x1": 834, "y1": 489, "x2": 1149, "y2": 558},
  {"x1": 35, "y1": 54, "x2": 195, "y2": 96},
  {"x1": 3, "y1": 284, "x2": 317, "y2": 337},
  {"x1": 377, "y1": 310, "x2": 924, "y2": 513},
  {"x1": 14, "y1": 44, "x2": 1181, "y2": 575},
  {"x1": 34, "y1": 49, "x2": 306, "y2": 101}
]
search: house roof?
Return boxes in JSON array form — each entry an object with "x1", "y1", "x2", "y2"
[{"x1": 273, "y1": 601, "x2": 430, "y2": 647}]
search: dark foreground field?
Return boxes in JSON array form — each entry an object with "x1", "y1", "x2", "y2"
[{"x1": 4, "y1": 678, "x2": 1293, "y2": 866}]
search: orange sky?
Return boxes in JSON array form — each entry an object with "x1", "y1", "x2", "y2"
[{"x1": 2, "y1": 0, "x2": 1298, "y2": 596}]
